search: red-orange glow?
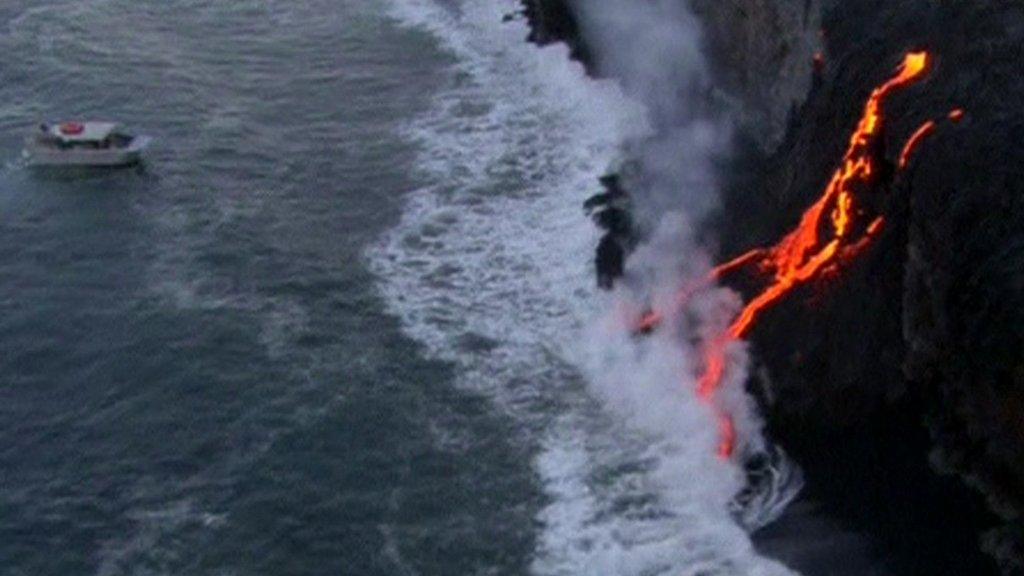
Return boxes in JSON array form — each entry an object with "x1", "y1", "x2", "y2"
[
  {"x1": 697, "y1": 336, "x2": 729, "y2": 399},
  {"x1": 839, "y1": 217, "x2": 887, "y2": 262},
  {"x1": 813, "y1": 52, "x2": 826, "y2": 74},
  {"x1": 635, "y1": 310, "x2": 662, "y2": 335},
  {"x1": 899, "y1": 120, "x2": 937, "y2": 169},
  {"x1": 718, "y1": 416, "x2": 736, "y2": 460},
  {"x1": 711, "y1": 249, "x2": 767, "y2": 281},
  {"x1": 637, "y1": 53, "x2": 947, "y2": 460},
  {"x1": 899, "y1": 107, "x2": 963, "y2": 169}
]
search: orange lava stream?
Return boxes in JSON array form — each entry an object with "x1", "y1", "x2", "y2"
[
  {"x1": 641, "y1": 53, "x2": 944, "y2": 459},
  {"x1": 899, "y1": 120, "x2": 937, "y2": 169},
  {"x1": 896, "y1": 108, "x2": 965, "y2": 170}
]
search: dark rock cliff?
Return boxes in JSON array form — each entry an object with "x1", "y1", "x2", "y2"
[
  {"x1": 522, "y1": 0, "x2": 1024, "y2": 573},
  {"x1": 519, "y1": 0, "x2": 592, "y2": 67},
  {"x1": 688, "y1": 0, "x2": 822, "y2": 149},
  {"x1": 728, "y1": 3, "x2": 1024, "y2": 572}
]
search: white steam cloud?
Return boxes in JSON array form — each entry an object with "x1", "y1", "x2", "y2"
[
  {"x1": 576, "y1": 0, "x2": 731, "y2": 227},
  {"x1": 564, "y1": 0, "x2": 804, "y2": 570}
]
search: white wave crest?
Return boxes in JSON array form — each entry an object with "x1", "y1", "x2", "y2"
[{"x1": 374, "y1": 1, "x2": 800, "y2": 574}]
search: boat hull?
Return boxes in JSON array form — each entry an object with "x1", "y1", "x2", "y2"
[{"x1": 24, "y1": 136, "x2": 151, "y2": 168}]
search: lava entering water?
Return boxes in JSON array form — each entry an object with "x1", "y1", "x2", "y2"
[{"x1": 639, "y1": 52, "x2": 962, "y2": 459}]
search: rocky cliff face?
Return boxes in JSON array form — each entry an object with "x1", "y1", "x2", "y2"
[
  {"x1": 689, "y1": 0, "x2": 821, "y2": 149},
  {"x1": 522, "y1": 0, "x2": 1024, "y2": 573},
  {"x1": 734, "y1": 3, "x2": 1024, "y2": 572},
  {"x1": 522, "y1": 0, "x2": 821, "y2": 148},
  {"x1": 519, "y1": 0, "x2": 592, "y2": 67}
]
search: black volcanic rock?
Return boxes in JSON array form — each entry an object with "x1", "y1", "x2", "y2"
[
  {"x1": 520, "y1": 0, "x2": 1024, "y2": 572},
  {"x1": 585, "y1": 174, "x2": 633, "y2": 289},
  {"x1": 519, "y1": 0, "x2": 593, "y2": 69},
  {"x1": 689, "y1": 0, "x2": 823, "y2": 149},
  {"x1": 727, "y1": 3, "x2": 1024, "y2": 572}
]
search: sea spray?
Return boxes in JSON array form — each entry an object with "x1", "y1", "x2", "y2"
[
  {"x1": 378, "y1": 0, "x2": 800, "y2": 573},
  {"x1": 568, "y1": 0, "x2": 802, "y2": 511}
]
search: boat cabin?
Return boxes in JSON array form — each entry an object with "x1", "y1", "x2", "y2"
[{"x1": 37, "y1": 122, "x2": 132, "y2": 150}]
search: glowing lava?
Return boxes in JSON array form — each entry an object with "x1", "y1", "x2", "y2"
[
  {"x1": 639, "y1": 52, "x2": 961, "y2": 459},
  {"x1": 899, "y1": 120, "x2": 936, "y2": 169}
]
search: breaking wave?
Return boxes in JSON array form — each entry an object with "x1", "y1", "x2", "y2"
[{"x1": 372, "y1": 1, "x2": 801, "y2": 574}]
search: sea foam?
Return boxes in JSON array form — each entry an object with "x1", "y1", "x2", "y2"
[{"x1": 374, "y1": 1, "x2": 798, "y2": 574}]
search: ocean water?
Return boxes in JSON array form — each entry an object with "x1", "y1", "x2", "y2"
[{"x1": 2, "y1": 1, "x2": 794, "y2": 575}]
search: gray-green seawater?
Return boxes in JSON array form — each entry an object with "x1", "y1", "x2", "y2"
[
  {"x1": 1, "y1": 2, "x2": 518, "y2": 573},
  {"x1": 0, "y1": 1, "x2": 803, "y2": 574}
]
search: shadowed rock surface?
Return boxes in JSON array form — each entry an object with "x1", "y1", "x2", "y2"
[
  {"x1": 522, "y1": 0, "x2": 1024, "y2": 573},
  {"x1": 519, "y1": 0, "x2": 592, "y2": 67},
  {"x1": 689, "y1": 0, "x2": 822, "y2": 150},
  {"x1": 585, "y1": 175, "x2": 634, "y2": 290}
]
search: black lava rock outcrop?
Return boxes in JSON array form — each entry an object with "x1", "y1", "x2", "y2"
[
  {"x1": 519, "y1": 0, "x2": 592, "y2": 68},
  {"x1": 584, "y1": 175, "x2": 634, "y2": 289}
]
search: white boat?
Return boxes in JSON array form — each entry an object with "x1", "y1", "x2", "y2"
[{"x1": 25, "y1": 122, "x2": 152, "y2": 167}]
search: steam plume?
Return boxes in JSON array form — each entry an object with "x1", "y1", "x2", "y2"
[{"x1": 569, "y1": 0, "x2": 786, "y2": 524}]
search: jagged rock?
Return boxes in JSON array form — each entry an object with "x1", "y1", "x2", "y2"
[
  {"x1": 519, "y1": 0, "x2": 593, "y2": 68},
  {"x1": 596, "y1": 236, "x2": 625, "y2": 290},
  {"x1": 585, "y1": 174, "x2": 633, "y2": 289}
]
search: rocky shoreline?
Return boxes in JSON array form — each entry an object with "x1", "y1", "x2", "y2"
[{"x1": 521, "y1": 0, "x2": 1024, "y2": 573}]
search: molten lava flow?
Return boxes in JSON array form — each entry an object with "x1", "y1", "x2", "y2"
[
  {"x1": 717, "y1": 415, "x2": 736, "y2": 460},
  {"x1": 900, "y1": 108, "x2": 967, "y2": 169},
  {"x1": 899, "y1": 121, "x2": 936, "y2": 169},
  {"x1": 638, "y1": 53, "x2": 958, "y2": 459}
]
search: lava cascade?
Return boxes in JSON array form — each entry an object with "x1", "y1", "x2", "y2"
[{"x1": 639, "y1": 52, "x2": 960, "y2": 458}]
